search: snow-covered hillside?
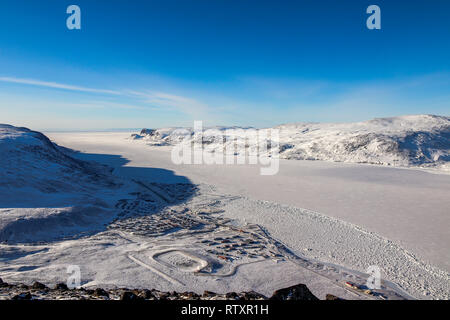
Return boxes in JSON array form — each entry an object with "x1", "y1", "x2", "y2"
[
  {"x1": 131, "y1": 115, "x2": 450, "y2": 171},
  {"x1": 1, "y1": 126, "x2": 448, "y2": 299},
  {"x1": 0, "y1": 124, "x2": 121, "y2": 243}
]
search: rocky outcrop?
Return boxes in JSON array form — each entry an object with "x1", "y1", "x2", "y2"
[
  {"x1": 31, "y1": 282, "x2": 48, "y2": 290},
  {"x1": 0, "y1": 279, "x2": 334, "y2": 300},
  {"x1": 325, "y1": 294, "x2": 345, "y2": 300},
  {"x1": 270, "y1": 284, "x2": 319, "y2": 301}
]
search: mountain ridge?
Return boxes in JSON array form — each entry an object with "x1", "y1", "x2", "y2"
[{"x1": 131, "y1": 114, "x2": 450, "y2": 171}]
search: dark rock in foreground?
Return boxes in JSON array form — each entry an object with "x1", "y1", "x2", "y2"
[
  {"x1": 31, "y1": 282, "x2": 48, "y2": 290},
  {"x1": 326, "y1": 294, "x2": 345, "y2": 300},
  {"x1": 270, "y1": 284, "x2": 319, "y2": 301},
  {"x1": 12, "y1": 292, "x2": 32, "y2": 300},
  {"x1": 0, "y1": 279, "x2": 339, "y2": 300}
]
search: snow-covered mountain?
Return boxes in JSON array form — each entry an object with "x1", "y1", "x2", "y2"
[
  {"x1": 131, "y1": 115, "x2": 450, "y2": 171},
  {"x1": 0, "y1": 124, "x2": 121, "y2": 243}
]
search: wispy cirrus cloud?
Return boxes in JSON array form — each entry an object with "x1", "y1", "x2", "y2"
[
  {"x1": 2, "y1": 72, "x2": 448, "y2": 130},
  {"x1": 0, "y1": 76, "x2": 121, "y2": 95},
  {"x1": 0, "y1": 76, "x2": 212, "y2": 118},
  {"x1": 67, "y1": 100, "x2": 155, "y2": 111},
  {"x1": 127, "y1": 90, "x2": 210, "y2": 115}
]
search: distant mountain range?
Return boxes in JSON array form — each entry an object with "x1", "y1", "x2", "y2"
[{"x1": 131, "y1": 115, "x2": 450, "y2": 171}]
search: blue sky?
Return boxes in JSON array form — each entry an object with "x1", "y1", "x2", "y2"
[{"x1": 0, "y1": 0, "x2": 449, "y2": 130}]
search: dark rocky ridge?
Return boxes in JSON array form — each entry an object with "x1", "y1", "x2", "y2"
[{"x1": 0, "y1": 278, "x2": 340, "y2": 300}]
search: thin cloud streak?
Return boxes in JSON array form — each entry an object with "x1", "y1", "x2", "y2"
[
  {"x1": 1, "y1": 73, "x2": 448, "y2": 129},
  {"x1": 67, "y1": 101, "x2": 154, "y2": 111},
  {"x1": 0, "y1": 76, "x2": 121, "y2": 95},
  {"x1": 127, "y1": 90, "x2": 210, "y2": 115},
  {"x1": 0, "y1": 76, "x2": 211, "y2": 117}
]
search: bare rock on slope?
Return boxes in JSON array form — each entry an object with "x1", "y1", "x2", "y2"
[
  {"x1": 0, "y1": 279, "x2": 329, "y2": 300},
  {"x1": 270, "y1": 283, "x2": 319, "y2": 300}
]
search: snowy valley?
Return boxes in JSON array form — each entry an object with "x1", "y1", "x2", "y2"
[{"x1": 0, "y1": 119, "x2": 449, "y2": 300}]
